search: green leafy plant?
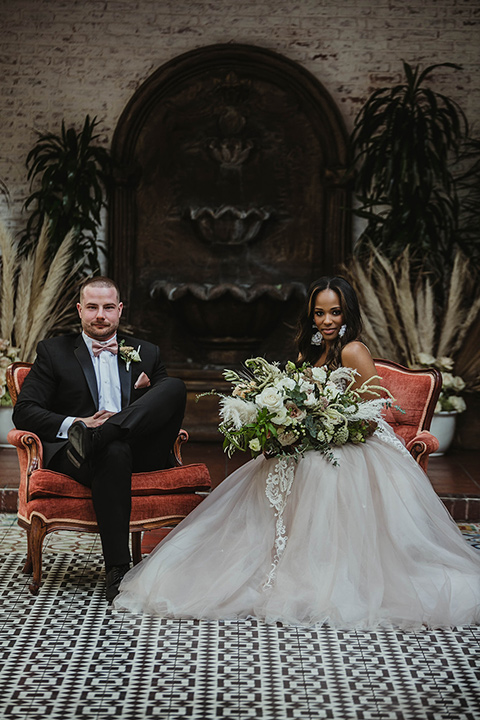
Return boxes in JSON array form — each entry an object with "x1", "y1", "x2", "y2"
[
  {"x1": 454, "y1": 135, "x2": 480, "y2": 264},
  {"x1": 22, "y1": 115, "x2": 112, "y2": 274},
  {"x1": 351, "y1": 61, "x2": 468, "y2": 280}
]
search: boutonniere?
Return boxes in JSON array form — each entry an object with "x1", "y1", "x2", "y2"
[{"x1": 119, "y1": 340, "x2": 141, "y2": 371}]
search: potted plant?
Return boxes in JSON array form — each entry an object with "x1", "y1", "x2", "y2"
[
  {"x1": 347, "y1": 61, "x2": 480, "y2": 450},
  {"x1": 416, "y1": 354, "x2": 466, "y2": 455},
  {"x1": 343, "y1": 245, "x2": 480, "y2": 452},
  {"x1": 0, "y1": 339, "x2": 21, "y2": 446},
  {"x1": 350, "y1": 61, "x2": 468, "y2": 289},
  {"x1": 0, "y1": 216, "x2": 80, "y2": 442},
  {"x1": 21, "y1": 115, "x2": 112, "y2": 275}
]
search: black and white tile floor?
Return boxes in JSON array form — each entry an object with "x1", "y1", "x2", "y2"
[{"x1": 1, "y1": 514, "x2": 479, "y2": 720}]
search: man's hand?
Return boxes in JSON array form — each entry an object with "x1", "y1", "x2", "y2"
[{"x1": 74, "y1": 410, "x2": 116, "y2": 428}]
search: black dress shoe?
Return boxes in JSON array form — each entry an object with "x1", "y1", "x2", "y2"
[
  {"x1": 67, "y1": 421, "x2": 94, "y2": 468},
  {"x1": 105, "y1": 564, "x2": 130, "y2": 603}
]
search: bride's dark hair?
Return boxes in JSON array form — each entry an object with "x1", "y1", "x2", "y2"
[{"x1": 295, "y1": 276, "x2": 363, "y2": 368}]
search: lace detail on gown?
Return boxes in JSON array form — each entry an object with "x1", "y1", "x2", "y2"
[
  {"x1": 263, "y1": 456, "x2": 296, "y2": 589},
  {"x1": 374, "y1": 418, "x2": 411, "y2": 457}
]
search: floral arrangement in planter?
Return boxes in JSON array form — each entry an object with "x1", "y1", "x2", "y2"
[
  {"x1": 416, "y1": 353, "x2": 466, "y2": 414},
  {"x1": 0, "y1": 339, "x2": 20, "y2": 406}
]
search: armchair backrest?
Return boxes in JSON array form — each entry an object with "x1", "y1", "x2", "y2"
[
  {"x1": 7, "y1": 362, "x2": 33, "y2": 406},
  {"x1": 374, "y1": 359, "x2": 442, "y2": 445}
]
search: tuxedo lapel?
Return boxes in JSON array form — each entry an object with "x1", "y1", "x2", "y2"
[
  {"x1": 117, "y1": 336, "x2": 132, "y2": 408},
  {"x1": 74, "y1": 335, "x2": 99, "y2": 408}
]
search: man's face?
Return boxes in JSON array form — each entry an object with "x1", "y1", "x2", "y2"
[{"x1": 77, "y1": 285, "x2": 123, "y2": 341}]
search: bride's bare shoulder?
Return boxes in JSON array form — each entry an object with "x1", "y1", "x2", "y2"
[{"x1": 341, "y1": 341, "x2": 373, "y2": 364}]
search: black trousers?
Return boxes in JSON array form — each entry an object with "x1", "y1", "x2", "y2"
[{"x1": 48, "y1": 377, "x2": 186, "y2": 568}]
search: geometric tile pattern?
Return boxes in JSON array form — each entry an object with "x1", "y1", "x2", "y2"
[{"x1": 1, "y1": 514, "x2": 479, "y2": 720}]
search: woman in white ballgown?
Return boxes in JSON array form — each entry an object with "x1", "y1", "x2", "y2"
[{"x1": 114, "y1": 277, "x2": 480, "y2": 629}]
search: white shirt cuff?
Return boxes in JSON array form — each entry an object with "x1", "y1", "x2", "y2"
[{"x1": 57, "y1": 416, "x2": 76, "y2": 439}]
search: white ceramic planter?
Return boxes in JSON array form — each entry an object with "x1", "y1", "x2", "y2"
[
  {"x1": 430, "y1": 411, "x2": 457, "y2": 456},
  {"x1": 0, "y1": 405, "x2": 14, "y2": 448}
]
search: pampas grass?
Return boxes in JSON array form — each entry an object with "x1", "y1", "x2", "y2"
[
  {"x1": 0, "y1": 217, "x2": 79, "y2": 362},
  {"x1": 343, "y1": 246, "x2": 480, "y2": 391},
  {"x1": 0, "y1": 219, "x2": 18, "y2": 342}
]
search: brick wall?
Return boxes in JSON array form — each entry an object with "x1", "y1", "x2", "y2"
[{"x1": 1, "y1": 0, "x2": 479, "y2": 239}]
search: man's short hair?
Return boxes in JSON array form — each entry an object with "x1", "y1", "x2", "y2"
[{"x1": 79, "y1": 276, "x2": 121, "y2": 303}]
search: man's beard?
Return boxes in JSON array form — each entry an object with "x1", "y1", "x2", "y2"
[{"x1": 84, "y1": 322, "x2": 118, "y2": 339}]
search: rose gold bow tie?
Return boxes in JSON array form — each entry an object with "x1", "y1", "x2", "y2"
[{"x1": 91, "y1": 338, "x2": 118, "y2": 357}]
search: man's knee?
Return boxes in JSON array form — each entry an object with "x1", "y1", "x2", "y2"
[
  {"x1": 158, "y1": 377, "x2": 186, "y2": 404},
  {"x1": 148, "y1": 377, "x2": 186, "y2": 417},
  {"x1": 98, "y1": 439, "x2": 132, "y2": 470}
]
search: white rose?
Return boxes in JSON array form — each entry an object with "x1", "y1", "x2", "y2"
[
  {"x1": 277, "y1": 377, "x2": 296, "y2": 392},
  {"x1": 438, "y1": 356, "x2": 454, "y2": 371},
  {"x1": 311, "y1": 366, "x2": 327, "y2": 383},
  {"x1": 449, "y1": 396, "x2": 466, "y2": 413},
  {"x1": 441, "y1": 373, "x2": 455, "y2": 389},
  {"x1": 298, "y1": 379, "x2": 315, "y2": 395},
  {"x1": 304, "y1": 392, "x2": 319, "y2": 407},
  {"x1": 417, "y1": 352, "x2": 436, "y2": 366},
  {"x1": 324, "y1": 381, "x2": 340, "y2": 400},
  {"x1": 249, "y1": 438, "x2": 261, "y2": 453},
  {"x1": 451, "y1": 375, "x2": 465, "y2": 392},
  {"x1": 255, "y1": 385, "x2": 285, "y2": 414},
  {"x1": 272, "y1": 406, "x2": 289, "y2": 425}
]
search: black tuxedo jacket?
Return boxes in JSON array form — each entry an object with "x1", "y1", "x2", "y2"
[{"x1": 13, "y1": 333, "x2": 168, "y2": 465}]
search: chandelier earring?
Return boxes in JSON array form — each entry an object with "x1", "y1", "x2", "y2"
[
  {"x1": 338, "y1": 324, "x2": 347, "y2": 338},
  {"x1": 311, "y1": 323, "x2": 323, "y2": 346}
]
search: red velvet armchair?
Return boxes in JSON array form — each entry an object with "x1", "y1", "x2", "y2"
[
  {"x1": 374, "y1": 359, "x2": 442, "y2": 470},
  {"x1": 7, "y1": 362, "x2": 212, "y2": 595}
]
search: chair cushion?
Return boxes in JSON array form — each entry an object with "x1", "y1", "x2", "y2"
[
  {"x1": 19, "y1": 493, "x2": 207, "y2": 527},
  {"x1": 28, "y1": 463, "x2": 211, "y2": 500}
]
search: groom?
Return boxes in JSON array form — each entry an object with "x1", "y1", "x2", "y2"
[{"x1": 13, "y1": 276, "x2": 186, "y2": 601}]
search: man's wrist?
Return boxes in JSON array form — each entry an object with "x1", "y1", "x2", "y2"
[{"x1": 57, "y1": 416, "x2": 76, "y2": 439}]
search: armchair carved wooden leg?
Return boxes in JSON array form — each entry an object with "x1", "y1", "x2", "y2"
[
  {"x1": 28, "y1": 514, "x2": 47, "y2": 595},
  {"x1": 22, "y1": 531, "x2": 33, "y2": 575}
]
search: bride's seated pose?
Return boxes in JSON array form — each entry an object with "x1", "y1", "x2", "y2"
[{"x1": 114, "y1": 276, "x2": 480, "y2": 629}]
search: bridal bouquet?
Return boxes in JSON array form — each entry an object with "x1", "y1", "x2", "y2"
[{"x1": 210, "y1": 357, "x2": 390, "y2": 464}]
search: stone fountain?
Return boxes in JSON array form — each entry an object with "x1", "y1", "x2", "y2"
[{"x1": 109, "y1": 44, "x2": 351, "y2": 437}]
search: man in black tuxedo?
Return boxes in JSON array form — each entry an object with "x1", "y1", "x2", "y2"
[{"x1": 13, "y1": 276, "x2": 186, "y2": 601}]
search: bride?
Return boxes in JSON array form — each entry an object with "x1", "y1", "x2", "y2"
[{"x1": 114, "y1": 276, "x2": 480, "y2": 629}]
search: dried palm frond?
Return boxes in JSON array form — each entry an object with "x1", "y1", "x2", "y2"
[
  {"x1": 0, "y1": 216, "x2": 80, "y2": 363},
  {"x1": 414, "y1": 279, "x2": 435, "y2": 356},
  {"x1": 0, "y1": 220, "x2": 18, "y2": 341},
  {"x1": 346, "y1": 255, "x2": 397, "y2": 359},
  {"x1": 14, "y1": 253, "x2": 35, "y2": 352},
  {"x1": 22, "y1": 229, "x2": 77, "y2": 361},
  {"x1": 29, "y1": 218, "x2": 51, "y2": 306},
  {"x1": 343, "y1": 245, "x2": 480, "y2": 390}
]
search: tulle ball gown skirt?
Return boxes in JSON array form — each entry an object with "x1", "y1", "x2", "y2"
[{"x1": 114, "y1": 433, "x2": 480, "y2": 629}]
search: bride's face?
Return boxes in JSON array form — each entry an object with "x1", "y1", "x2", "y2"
[{"x1": 312, "y1": 289, "x2": 344, "y2": 344}]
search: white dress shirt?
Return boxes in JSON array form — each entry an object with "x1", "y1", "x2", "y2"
[{"x1": 57, "y1": 332, "x2": 122, "y2": 439}]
